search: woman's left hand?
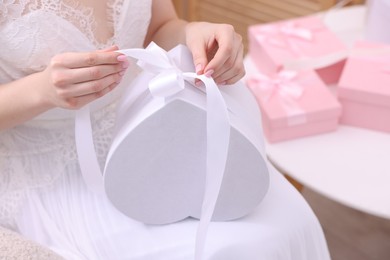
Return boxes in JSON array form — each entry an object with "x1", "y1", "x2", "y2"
[{"x1": 185, "y1": 22, "x2": 245, "y2": 85}]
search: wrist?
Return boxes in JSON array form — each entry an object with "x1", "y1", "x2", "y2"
[
  {"x1": 29, "y1": 71, "x2": 56, "y2": 112},
  {"x1": 0, "y1": 71, "x2": 56, "y2": 130}
]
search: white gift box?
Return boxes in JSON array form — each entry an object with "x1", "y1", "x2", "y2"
[{"x1": 76, "y1": 43, "x2": 270, "y2": 227}]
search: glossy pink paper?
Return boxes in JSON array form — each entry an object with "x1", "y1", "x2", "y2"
[
  {"x1": 247, "y1": 69, "x2": 341, "y2": 143},
  {"x1": 248, "y1": 15, "x2": 346, "y2": 84},
  {"x1": 338, "y1": 41, "x2": 390, "y2": 132}
]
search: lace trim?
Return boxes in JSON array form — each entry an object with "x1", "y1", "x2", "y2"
[
  {"x1": 108, "y1": 0, "x2": 124, "y2": 45},
  {"x1": 0, "y1": 225, "x2": 64, "y2": 259},
  {"x1": 0, "y1": 0, "x2": 123, "y2": 48},
  {"x1": 0, "y1": 0, "x2": 25, "y2": 25},
  {"x1": 0, "y1": 0, "x2": 152, "y2": 231}
]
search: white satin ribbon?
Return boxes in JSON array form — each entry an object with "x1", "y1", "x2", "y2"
[
  {"x1": 75, "y1": 105, "x2": 105, "y2": 194},
  {"x1": 75, "y1": 42, "x2": 231, "y2": 260}
]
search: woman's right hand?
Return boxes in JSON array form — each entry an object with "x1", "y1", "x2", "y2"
[
  {"x1": 40, "y1": 46, "x2": 129, "y2": 110},
  {"x1": 0, "y1": 46, "x2": 129, "y2": 130}
]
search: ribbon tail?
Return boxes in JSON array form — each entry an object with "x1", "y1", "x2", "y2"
[
  {"x1": 190, "y1": 74, "x2": 231, "y2": 260},
  {"x1": 117, "y1": 43, "x2": 172, "y2": 71},
  {"x1": 75, "y1": 106, "x2": 105, "y2": 194},
  {"x1": 278, "y1": 95, "x2": 307, "y2": 126}
]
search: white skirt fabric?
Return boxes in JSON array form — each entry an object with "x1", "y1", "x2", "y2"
[{"x1": 15, "y1": 163, "x2": 331, "y2": 260}]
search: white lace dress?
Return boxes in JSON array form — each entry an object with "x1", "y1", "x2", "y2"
[{"x1": 0, "y1": 1, "x2": 331, "y2": 259}]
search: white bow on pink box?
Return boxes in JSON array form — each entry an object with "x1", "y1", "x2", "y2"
[{"x1": 247, "y1": 70, "x2": 307, "y2": 126}]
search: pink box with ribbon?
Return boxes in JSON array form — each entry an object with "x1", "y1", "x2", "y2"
[
  {"x1": 247, "y1": 69, "x2": 342, "y2": 143},
  {"x1": 248, "y1": 15, "x2": 346, "y2": 85},
  {"x1": 338, "y1": 41, "x2": 390, "y2": 132}
]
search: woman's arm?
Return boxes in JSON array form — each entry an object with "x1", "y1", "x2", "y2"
[
  {"x1": 0, "y1": 47, "x2": 127, "y2": 130},
  {"x1": 0, "y1": 72, "x2": 56, "y2": 130},
  {"x1": 145, "y1": 0, "x2": 245, "y2": 85},
  {"x1": 144, "y1": 0, "x2": 187, "y2": 50}
]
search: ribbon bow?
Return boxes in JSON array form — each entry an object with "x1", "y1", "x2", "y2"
[
  {"x1": 279, "y1": 22, "x2": 313, "y2": 41},
  {"x1": 248, "y1": 70, "x2": 307, "y2": 126},
  {"x1": 75, "y1": 42, "x2": 231, "y2": 260},
  {"x1": 119, "y1": 42, "x2": 192, "y2": 98},
  {"x1": 250, "y1": 70, "x2": 304, "y2": 101},
  {"x1": 255, "y1": 22, "x2": 314, "y2": 52}
]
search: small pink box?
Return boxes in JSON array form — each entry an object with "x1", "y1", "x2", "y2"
[
  {"x1": 248, "y1": 15, "x2": 346, "y2": 85},
  {"x1": 338, "y1": 41, "x2": 390, "y2": 132},
  {"x1": 247, "y1": 69, "x2": 342, "y2": 143}
]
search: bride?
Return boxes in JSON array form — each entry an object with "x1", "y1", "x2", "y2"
[{"x1": 0, "y1": 1, "x2": 330, "y2": 259}]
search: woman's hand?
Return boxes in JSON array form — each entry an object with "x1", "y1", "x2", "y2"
[
  {"x1": 146, "y1": 1, "x2": 244, "y2": 85},
  {"x1": 40, "y1": 46, "x2": 129, "y2": 110},
  {"x1": 185, "y1": 22, "x2": 245, "y2": 85},
  {"x1": 0, "y1": 46, "x2": 129, "y2": 130}
]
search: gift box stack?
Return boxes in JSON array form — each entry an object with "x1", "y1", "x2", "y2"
[
  {"x1": 246, "y1": 1, "x2": 390, "y2": 143},
  {"x1": 246, "y1": 15, "x2": 345, "y2": 143}
]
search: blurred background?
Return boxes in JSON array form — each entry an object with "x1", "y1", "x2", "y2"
[
  {"x1": 172, "y1": 1, "x2": 390, "y2": 260},
  {"x1": 172, "y1": 0, "x2": 365, "y2": 52}
]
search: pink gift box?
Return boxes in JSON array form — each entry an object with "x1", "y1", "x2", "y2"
[
  {"x1": 338, "y1": 41, "x2": 390, "y2": 132},
  {"x1": 247, "y1": 69, "x2": 342, "y2": 143},
  {"x1": 248, "y1": 15, "x2": 346, "y2": 85}
]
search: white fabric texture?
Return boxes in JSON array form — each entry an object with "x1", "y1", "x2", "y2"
[
  {"x1": 0, "y1": 1, "x2": 330, "y2": 259},
  {"x1": 0, "y1": 225, "x2": 64, "y2": 259},
  {"x1": 0, "y1": 0, "x2": 152, "y2": 228},
  {"x1": 16, "y1": 164, "x2": 330, "y2": 260}
]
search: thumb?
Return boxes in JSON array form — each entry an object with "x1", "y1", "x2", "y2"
[{"x1": 188, "y1": 42, "x2": 208, "y2": 75}]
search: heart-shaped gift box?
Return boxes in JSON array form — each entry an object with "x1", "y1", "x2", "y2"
[{"x1": 76, "y1": 43, "x2": 270, "y2": 225}]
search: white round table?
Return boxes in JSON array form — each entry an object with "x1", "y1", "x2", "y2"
[{"x1": 245, "y1": 5, "x2": 390, "y2": 219}]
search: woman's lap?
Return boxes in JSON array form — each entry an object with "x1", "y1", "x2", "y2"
[{"x1": 15, "y1": 165, "x2": 330, "y2": 260}]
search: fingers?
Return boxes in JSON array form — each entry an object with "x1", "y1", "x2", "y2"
[
  {"x1": 97, "y1": 45, "x2": 119, "y2": 53},
  {"x1": 46, "y1": 47, "x2": 130, "y2": 110},
  {"x1": 204, "y1": 27, "x2": 245, "y2": 85},
  {"x1": 61, "y1": 81, "x2": 119, "y2": 110},
  {"x1": 186, "y1": 22, "x2": 245, "y2": 86},
  {"x1": 59, "y1": 72, "x2": 123, "y2": 98},
  {"x1": 203, "y1": 25, "x2": 236, "y2": 76},
  {"x1": 210, "y1": 43, "x2": 246, "y2": 85},
  {"x1": 64, "y1": 62, "x2": 126, "y2": 84},
  {"x1": 51, "y1": 51, "x2": 123, "y2": 69},
  {"x1": 51, "y1": 59, "x2": 128, "y2": 105},
  {"x1": 186, "y1": 38, "x2": 209, "y2": 75}
]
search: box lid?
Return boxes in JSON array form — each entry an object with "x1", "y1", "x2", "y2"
[
  {"x1": 248, "y1": 15, "x2": 346, "y2": 67},
  {"x1": 247, "y1": 70, "x2": 342, "y2": 129},
  {"x1": 338, "y1": 41, "x2": 390, "y2": 108}
]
